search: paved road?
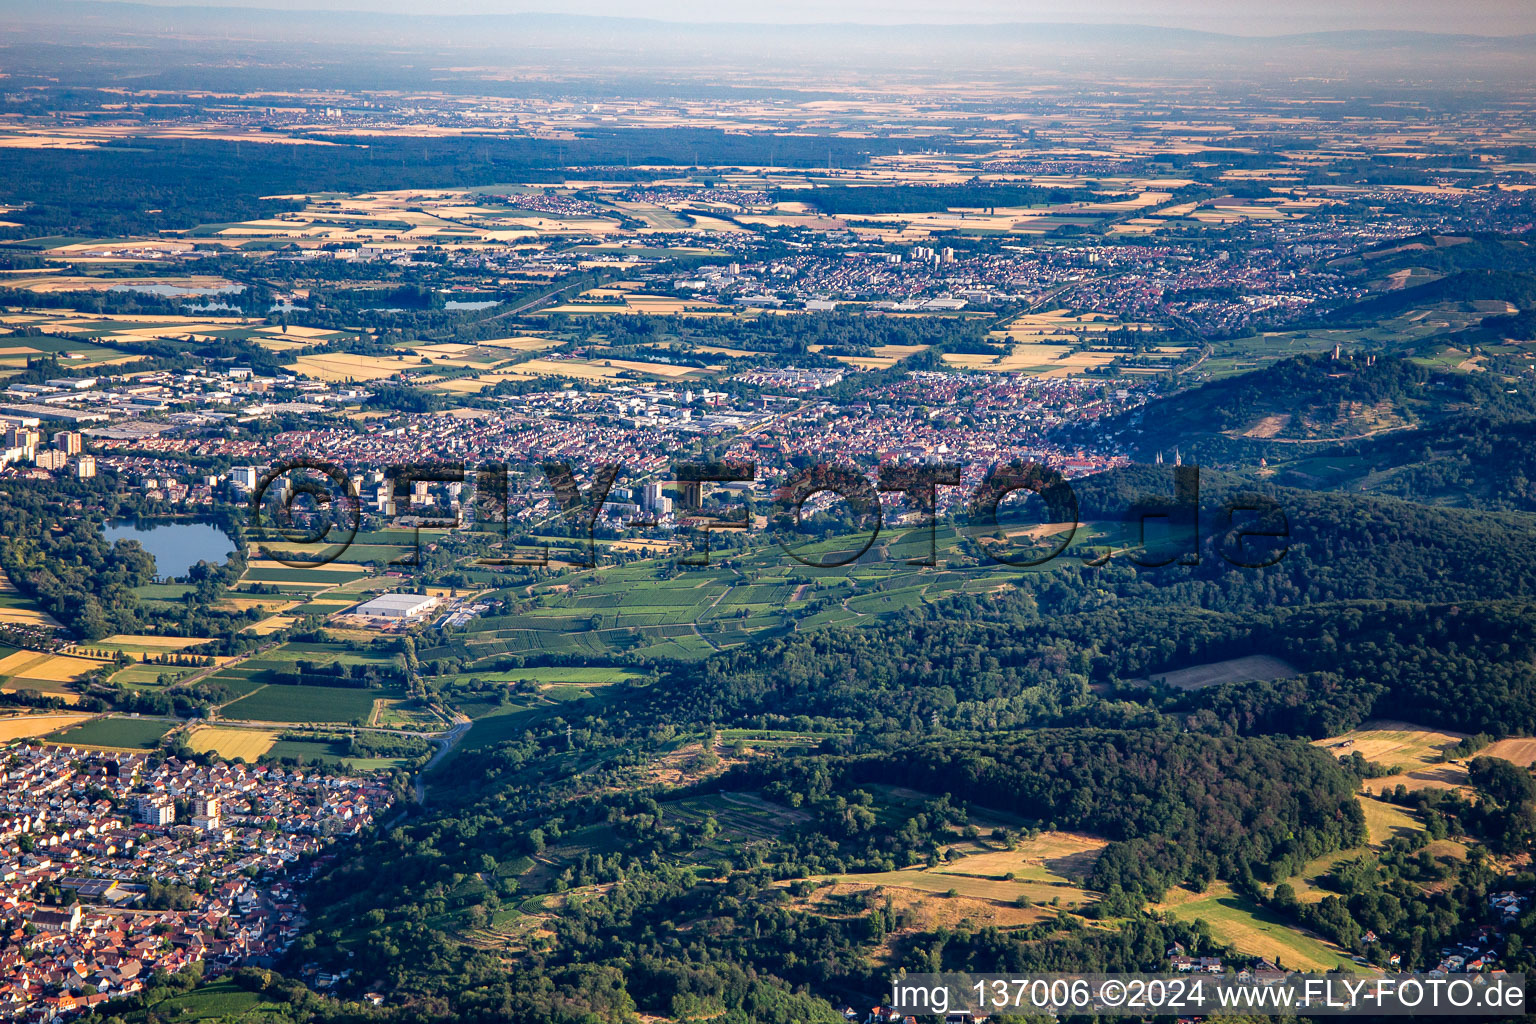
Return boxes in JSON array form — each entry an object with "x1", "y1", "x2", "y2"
[{"x1": 414, "y1": 711, "x2": 472, "y2": 805}]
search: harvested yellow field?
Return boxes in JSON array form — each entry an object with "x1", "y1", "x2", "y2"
[
  {"x1": 606, "y1": 539, "x2": 681, "y2": 554},
  {"x1": 243, "y1": 615, "x2": 296, "y2": 636},
  {"x1": 596, "y1": 357, "x2": 706, "y2": 378},
  {"x1": 1362, "y1": 766, "x2": 1471, "y2": 796},
  {"x1": 186, "y1": 726, "x2": 277, "y2": 761},
  {"x1": 543, "y1": 295, "x2": 737, "y2": 317},
  {"x1": 0, "y1": 650, "x2": 107, "y2": 682},
  {"x1": 98, "y1": 634, "x2": 212, "y2": 651},
  {"x1": 514, "y1": 357, "x2": 705, "y2": 381},
  {"x1": 429, "y1": 377, "x2": 496, "y2": 393},
  {"x1": 942, "y1": 346, "x2": 1116, "y2": 376},
  {"x1": 1482, "y1": 738, "x2": 1536, "y2": 766},
  {"x1": 797, "y1": 880, "x2": 1050, "y2": 932},
  {"x1": 285, "y1": 352, "x2": 426, "y2": 382},
  {"x1": 25, "y1": 653, "x2": 108, "y2": 681},
  {"x1": 0, "y1": 605, "x2": 61, "y2": 627},
  {"x1": 807, "y1": 867, "x2": 1096, "y2": 909},
  {"x1": 832, "y1": 355, "x2": 898, "y2": 370},
  {"x1": 248, "y1": 559, "x2": 365, "y2": 574},
  {"x1": 218, "y1": 597, "x2": 299, "y2": 613},
  {"x1": 1356, "y1": 736, "x2": 1536, "y2": 797},
  {"x1": 934, "y1": 831, "x2": 1108, "y2": 882},
  {"x1": 1317, "y1": 721, "x2": 1472, "y2": 796},
  {"x1": 0, "y1": 713, "x2": 92, "y2": 741},
  {"x1": 7, "y1": 275, "x2": 237, "y2": 295}
]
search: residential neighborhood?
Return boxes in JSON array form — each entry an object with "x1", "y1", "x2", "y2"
[{"x1": 0, "y1": 743, "x2": 392, "y2": 1021}]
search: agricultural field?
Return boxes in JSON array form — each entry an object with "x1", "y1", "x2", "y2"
[
  {"x1": 110, "y1": 663, "x2": 198, "y2": 688},
  {"x1": 1333, "y1": 730, "x2": 1536, "y2": 797},
  {"x1": 371, "y1": 696, "x2": 445, "y2": 730},
  {"x1": 432, "y1": 666, "x2": 646, "y2": 687},
  {"x1": 1482, "y1": 737, "x2": 1536, "y2": 766},
  {"x1": 0, "y1": 648, "x2": 110, "y2": 688},
  {"x1": 1358, "y1": 796, "x2": 1426, "y2": 847},
  {"x1": 821, "y1": 343, "x2": 930, "y2": 371},
  {"x1": 509, "y1": 355, "x2": 717, "y2": 382},
  {"x1": 220, "y1": 683, "x2": 398, "y2": 725},
  {"x1": 283, "y1": 351, "x2": 428, "y2": 382},
  {"x1": 243, "y1": 614, "x2": 297, "y2": 636},
  {"x1": 804, "y1": 865, "x2": 1095, "y2": 911},
  {"x1": 0, "y1": 569, "x2": 61, "y2": 627},
  {"x1": 942, "y1": 309, "x2": 1184, "y2": 378},
  {"x1": 426, "y1": 524, "x2": 1064, "y2": 669},
  {"x1": 930, "y1": 831, "x2": 1108, "y2": 886},
  {"x1": 1315, "y1": 720, "x2": 1468, "y2": 773},
  {"x1": 44, "y1": 715, "x2": 173, "y2": 750},
  {"x1": 1155, "y1": 883, "x2": 1359, "y2": 971},
  {"x1": 1315, "y1": 721, "x2": 1473, "y2": 794},
  {"x1": 185, "y1": 725, "x2": 279, "y2": 760},
  {"x1": 89, "y1": 634, "x2": 217, "y2": 659},
  {"x1": 0, "y1": 712, "x2": 92, "y2": 741}
]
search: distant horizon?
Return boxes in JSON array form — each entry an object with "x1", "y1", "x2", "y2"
[{"x1": 32, "y1": 0, "x2": 1536, "y2": 37}]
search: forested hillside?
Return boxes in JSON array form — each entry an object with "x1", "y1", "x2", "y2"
[{"x1": 1078, "y1": 353, "x2": 1536, "y2": 462}]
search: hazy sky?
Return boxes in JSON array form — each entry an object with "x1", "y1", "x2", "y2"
[{"x1": 100, "y1": 0, "x2": 1536, "y2": 35}]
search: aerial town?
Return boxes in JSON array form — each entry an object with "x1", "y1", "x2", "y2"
[
  {"x1": 0, "y1": 744, "x2": 391, "y2": 1020},
  {"x1": 0, "y1": 4, "x2": 1535, "y2": 1023}
]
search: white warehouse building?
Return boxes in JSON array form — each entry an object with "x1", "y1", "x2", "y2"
[{"x1": 354, "y1": 593, "x2": 438, "y2": 620}]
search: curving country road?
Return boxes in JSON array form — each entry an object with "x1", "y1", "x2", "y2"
[{"x1": 414, "y1": 711, "x2": 472, "y2": 805}]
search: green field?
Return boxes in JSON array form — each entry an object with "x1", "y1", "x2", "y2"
[
  {"x1": 261, "y1": 640, "x2": 401, "y2": 668},
  {"x1": 220, "y1": 683, "x2": 395, "y2": 724},
  {"x1": 117, "y1": 978, "x2": 281, "y2": 1022},
  {"x1": 110, "y1": 663, "x2": 198, "y2": 688},
  {"x1": 433, "y1": 666, "x2": 647, "y2": 686},
  {"x1": 418, "y1": 524, "x2": 1056, "y2": 670},
  {"x1": 131, "y1": 582, "x2": 196, "y2": 603},
  {"x1": 260, "y1": 735, "x2": 409, "y2": 770},
  {"x1": 458, "y1": 690, "x2": 606, "y2": 751},
  {"x1": 46, "y1": 716, "x2": 173, "y2": 750}
]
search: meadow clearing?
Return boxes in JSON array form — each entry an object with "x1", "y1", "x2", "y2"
[
  {"x1": 1315, "y1": 720, "x2": 1469, "y2": 772},
  {"x1": 1314, "y1": 720, "x2": 1474, "y2": 795},
  {"x1": 1143, "y1": 654, "x2": 1299, "y2": 690},
  {"x1": 1155, "y1": 882, "x2": 1358, "y2": 972}
]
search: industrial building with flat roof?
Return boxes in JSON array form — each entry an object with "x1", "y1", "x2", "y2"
[{"x1": 353, "y1": 592, "x2": 438, "y2": 620}]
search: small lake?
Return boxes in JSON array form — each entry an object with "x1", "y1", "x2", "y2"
[
  {"x1": 445, "y1": 299, "x2": 500, "y2": 310},
  {"x1": 108, "y1": 282, "x2": 246, "y2": 298},
  {"x1": 104, "y1": 520, "x2": 236, "y2": 581}
]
